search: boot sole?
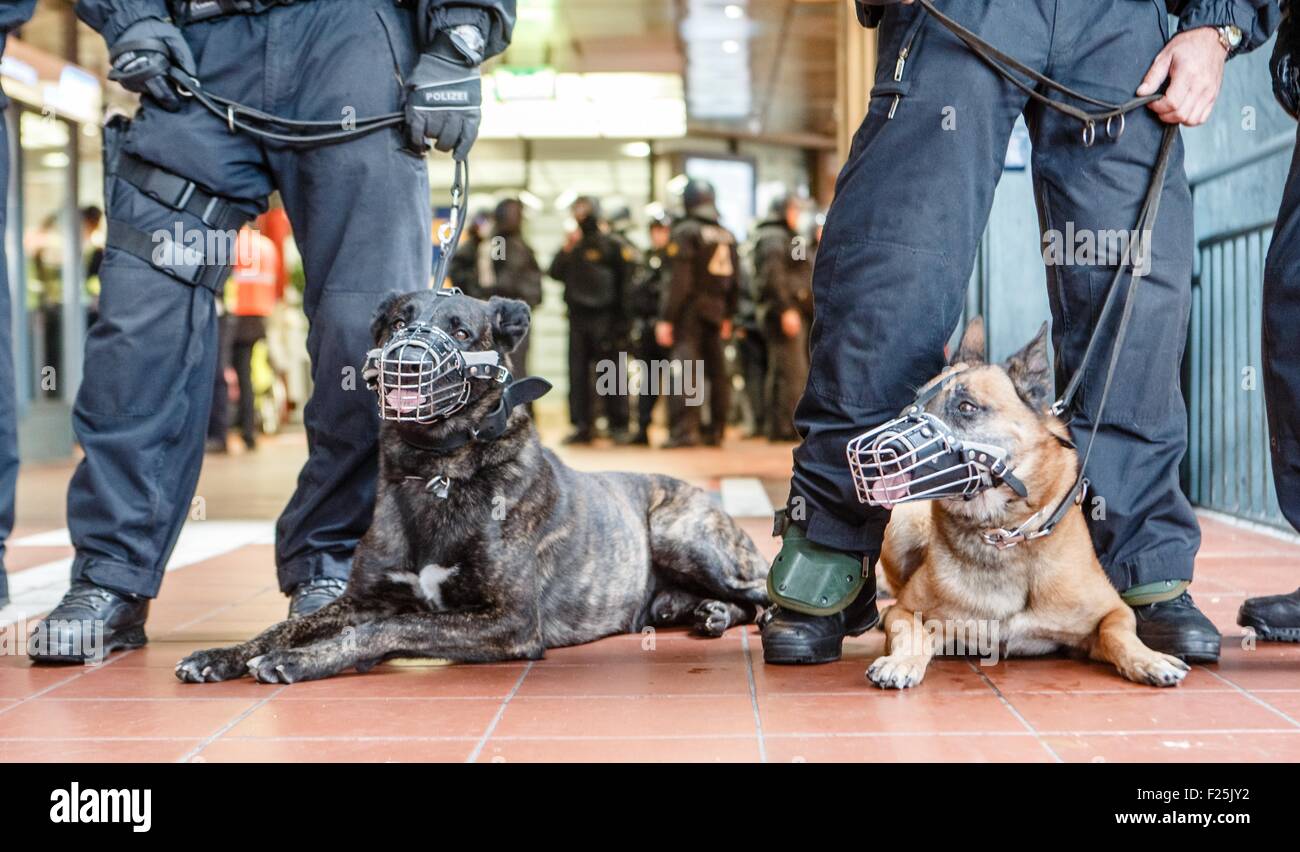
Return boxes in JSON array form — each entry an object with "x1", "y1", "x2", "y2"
[
  {"x1": 762, "y1": 609, "x2": 882, "y2": 666},
  {"x1": 1162, "y1": 637, "x2": 1222, "y2": 664},
  {"x1": 1237, "y1": 614, "x2": 1300, "y2": 644},
  {"x1": 29, "y1": 625, "x2": 148, "y2": 664}
]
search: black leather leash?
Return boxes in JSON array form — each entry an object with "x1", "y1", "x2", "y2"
[
  {"x1": 899, "y1": 1, "x2": 1180, "y2": 547},
  {"x1": 166, "y1": 66, "x2": 404, "y2": 145}
]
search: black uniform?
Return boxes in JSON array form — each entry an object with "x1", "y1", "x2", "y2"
[
  {"x1": 61, "y1": 0, "x2": 516, "y2": 601},
  {"x1": 629, "y1": 244, "x2": 673, "y2": 436},
  {"x1": 662, "y1": 210, "x2": 740, "y2": 445},
  {"x1": 0, "y1": 0, "x2": 37, "y2": 608},
  {"x1": 751, "y1": 216, "x2": 813, "y2": 441},
  {"x1": 548, "y1": 223, "x2": 630, "y2": 439}
]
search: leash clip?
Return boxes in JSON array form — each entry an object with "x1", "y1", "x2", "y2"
[{"x1": 1081, "y1": 120, "x2": 1097, "y2": 147}]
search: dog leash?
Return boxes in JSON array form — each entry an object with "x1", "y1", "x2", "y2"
[
  {"x1": 897, "y1": 2, "x2": 1180, "y2": 548},
  {"x1": 166, "y1": 66, "x2": 405, "y2": 144}
]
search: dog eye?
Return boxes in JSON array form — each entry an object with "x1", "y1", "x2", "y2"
[
  {"x1": 958, "y1": 400, "x2": 980, "y2": 415},
  {"x1": 392, "y1": 319, "x2": 406, "y2": 330},
  {"x1": 453, "y1": 328, "x2": 471, "y2": 341}
]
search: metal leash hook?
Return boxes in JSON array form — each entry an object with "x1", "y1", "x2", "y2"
[{"x1": 431, "y1": 158, "x2": 470, "y2": 290}]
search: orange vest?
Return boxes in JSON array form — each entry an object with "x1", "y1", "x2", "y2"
[{"x1": 230, "y1": 228, "x2": 279, "y2": 317}]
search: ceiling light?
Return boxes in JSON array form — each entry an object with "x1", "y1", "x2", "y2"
[
  {"x1": 724, "y1": 4, "x2": 744, "y2": 18},
  {"x1": 722, "y1": 39, "x2": 740, "y2": 54},
  {"x1": 621, "y1": 141, "x2": 652, "y2": 158}
]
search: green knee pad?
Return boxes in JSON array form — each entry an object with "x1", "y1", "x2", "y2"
[{"x1": 766, "y1": 513, "x2": 868, "y2": 616}]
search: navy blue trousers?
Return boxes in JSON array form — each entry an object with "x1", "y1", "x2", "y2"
[
  {"x1": 1265, "y1": 123, "x2": 1300, "y2": 531},
  {"x1": 68, "y1": 0, "x2": 432, "y2": 598},
  {"x1": 791, "y1": 0, "x2": 1198, "y2": 590}
]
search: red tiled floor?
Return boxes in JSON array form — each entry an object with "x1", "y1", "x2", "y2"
[
  {"x1": 194, "y1": 737, "x2": 477, "y2": 763},
  {"x1": 764, "y1": 733, "x2": 1056, "y2": 763},
  {"x1": 5, "y1": 433, "x2": 1300, "y2": 762},
  {"x1": 0, "y1": 698, "x2": 258, "y2": 739},
  {"x1": 475, "y1": 736, "x2": 763, "y2": 763},
  {"x1": 227, "y1": 697, "x2": 503, "y2": 739},
  {"x1": 1044, "y1": 731, "x2": 1300, "y2": 763}
]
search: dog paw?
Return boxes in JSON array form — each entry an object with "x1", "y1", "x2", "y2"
[
  {"x1": 691, "y1": 600, "x2": 732, "y2": 638},
  {"x1": 246, "y1": 650, "x2": 332, "y2": 684},
  {"x1": 866, "y1": 655, "x2": 929, "y2": 689},
  {"x1": 175, "y1": 647, "x2": 250, "y2": 683},
  {"x1": 1121, "y1": 652, "x2": 1191, "y2": 688}
]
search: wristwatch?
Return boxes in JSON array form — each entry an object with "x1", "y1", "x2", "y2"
[{"x1": 1217, "y1": 24, "x2": 1243, "y2": 55}]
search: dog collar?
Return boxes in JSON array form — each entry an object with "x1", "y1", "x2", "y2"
[{"x1": 393, "y1": 375, "x2": 552, "y2": 462}]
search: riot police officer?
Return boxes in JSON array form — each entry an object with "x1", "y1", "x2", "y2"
[
  {"x1": 658, "y1": 179, "x2": 740, "y2": 449},
  {"x1": 29, "y1": 0, "x2": 516, "y2": 663},
  {"x1": 0, "y1": 0, "x2": 36, "y2": 610},
  {"x1": 1238, "y1": 1, "x2": 1300, "y2": 638},
  {"x1": 751, "y1": 195, "x2": 813, "y2": 442},
  {"x1": 627, "y1": 215, "x2": 674, "y2": 445},
  {"x1": 548, "y1": 196, "x2": 631, "y2": 445},
  {"x1": 761, "y1": 0, "x2": 1280, "y2": 667},
  {"x1": 481, "y1": 198, "x2": 543, "y2": 377}
]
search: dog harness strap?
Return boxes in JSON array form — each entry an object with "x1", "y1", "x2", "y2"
[
  {"x1": 106, "y1": 219, "x2": 227, "y2": 292},
  {"x1": 117, "y1": 155, "x2": 248, "y2": 231}
]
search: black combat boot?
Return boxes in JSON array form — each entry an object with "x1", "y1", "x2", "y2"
[
  {"x1": 1131, "y1": 591, "x2": 1221, "y2": 663},
  {"x1": 28, "y1": 581, "x2": 150, "y2": 664},
  {"x1": 288, "y1": 576, "x2": 348, "y2": 619},
  {"x1": 760, "y1": 515, "x2": 879, "y2": 664},
  {"x1": 1238, "y1": 587, "x2": 1300, "y2": 642}
]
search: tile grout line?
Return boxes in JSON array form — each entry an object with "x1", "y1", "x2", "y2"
[
  {"x1": 1200, "y1": 665, "x2": 1300, "y2": 728},
  {"x1": 739, "y1": 627, "x2": 767, "y2": 763},
  {"x1": 465, "y1": 661, "x2": 533, "y2": 764},
  {"x1": 0, "y1": 644, "x2": 143, "y2": 720},
  {"x1": 179, "y1": 685, "x2": 288, "y2": 763},
  {"x1": 968, "y1": 660, "x2": 1063, "y2": 763}
]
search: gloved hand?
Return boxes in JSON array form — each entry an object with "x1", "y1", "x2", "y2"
[
  {"x1": 108, "y1": 18, "x2": 197, "y2": 113},
  {"x1": 404, "y1": 28, "x2": 484, "y2": 160},
  {"x1": 1272, "y1": 12, "x2": 1300, "y2": 120}
]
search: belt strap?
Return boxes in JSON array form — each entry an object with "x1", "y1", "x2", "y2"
[
  {"x1": 395, "y1": 376, "x2": 553, "y2": 454},
  {"x1": 117, "y1": 155, "x2": 247, "y2": 232},
  {"x1": 107, "y1": 219, "x2": 229, "y2": 292}
]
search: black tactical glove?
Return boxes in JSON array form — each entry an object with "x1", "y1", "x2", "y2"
[
  {"x1": 1273, "y1": 10, "x2": 1300, "y2": 120},
  {"x1": 108, "y1": 18, "x2": 197, "y2": 113},
  {"x1": 404, "y1": 26, "x2": 485, "y2": 160}
]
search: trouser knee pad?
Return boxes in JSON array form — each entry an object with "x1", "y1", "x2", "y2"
[{"x1": 766, "y1": 509, "x2": 870, "y2": 616}]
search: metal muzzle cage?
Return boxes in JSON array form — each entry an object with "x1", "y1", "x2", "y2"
[
  {"x1": 846, "y1": 412, "x2": 1022, "y2": 507},
  {"x1": 372, "y1": 325, "x2": 507, "y2": 423}
]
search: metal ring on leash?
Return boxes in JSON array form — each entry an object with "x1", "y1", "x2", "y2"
[
  {"x1": 1106, "y1": 112, "x2": 1125, "y2": 140},
  {"x1": 1081, "y1": 120, "x2": 1097, "y2": 147}
]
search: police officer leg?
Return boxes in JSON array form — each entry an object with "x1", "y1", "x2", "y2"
[
  {"x1": 0, "y1": 111, "x2": 16, "y2": 608},
  {"x1": 1025, "y1": 0, "x2": 1216, "y2": 662},
  {"x1": 565, "y1": 310, "x2": 596, "y2": 442},
  {"x1": 1238, "y1": 124, "x2": 1300, "y2": 640},
  {"x1": 665, "y1": 316, "x2": 705, "y2": 447},
  {"x1": 30, "y1": 96, "x2": 267, "y2": 661},
  {"x1": 703, "y1": 320, "x2": 729, "y2": 445},
  {"x1": 266, "y1": 0, "x2": 432, "y2": 613},
  {"x1": 765, "y1": 0, "x2": 1049, "y2": 664}
]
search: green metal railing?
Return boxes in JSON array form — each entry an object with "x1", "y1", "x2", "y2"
[{"x1": 1187, "y1": 220, "x2": 1283, "y2": 526}]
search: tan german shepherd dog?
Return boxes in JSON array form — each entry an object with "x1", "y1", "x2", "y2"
[{"x1": 868, "y1": 318, "x2": 1190, "y2": 690}]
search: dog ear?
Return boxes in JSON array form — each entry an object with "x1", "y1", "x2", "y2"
[
  {"x1": 370, "y1": 292, "x2": 405, "y2": 344},
  {"x1": 489, "y1": 296, "x2": 531, "y2": 353},
  {"x1": 1004, "y1": 321, "x2": 1054, "y2": 412},
  {"x1": 951, "y1": 316, "x2": 986, "y2": 365}
]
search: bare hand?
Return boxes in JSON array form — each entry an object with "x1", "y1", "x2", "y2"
[
  {"x1": 1138, "y1": 27, "x2": 1228, "y2": 127},
  {"x1": 780, "y1": 308, "x2": 803, "y2": 339},
  {"x1": 655, "y1": 321, "x2": 673, "y2": 348}
]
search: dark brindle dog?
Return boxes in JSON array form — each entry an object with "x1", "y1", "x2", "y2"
[{"x1": 176, "y1": 291, "x2": 768, "y2": 684}]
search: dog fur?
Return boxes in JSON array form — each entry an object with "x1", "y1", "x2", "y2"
[
  {"x1": 868, "y1": 318, "x2": 1190, "y2": 690},
  {"x1": 176, "y1": 291, "x2": 768, "y2": 684}
]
